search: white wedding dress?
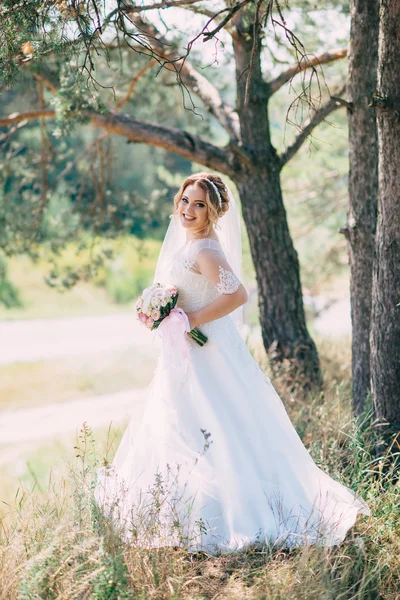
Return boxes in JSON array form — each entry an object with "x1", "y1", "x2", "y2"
[{"x1": 94, "y1": 238, "x2": 370, "y2": 554}]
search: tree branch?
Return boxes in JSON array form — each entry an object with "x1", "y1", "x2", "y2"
[
  {"x1": 201, "y1": 0, "x2": 253, "y2": 41},
  {"x1": 122, "y1": 0, "x2": 201, "y2": 12},
  {"x1": 269, "y1": 48, "x2": 348, "y2": 95},
  {"x1": 104, "y1": 1, "x2": 238, "y2": 36},
  {"x1": 0, "y1": 110, "x2": 56, "y2": 126},
  {"x1": 0, "y1": 109, "x2": 239, "y2": 176},
  {"x1": 90, "y1": 112, "x2": 237, "y2": 175},
  {"x1": 103, "y1": 0, "x2": 201, "y2": 28},
  {"x1": 279, "y1": 86, "x2": 346, "y2": 167},
  {"x1": 115, "y1": 12, "x2": 241, "y2": 142}
]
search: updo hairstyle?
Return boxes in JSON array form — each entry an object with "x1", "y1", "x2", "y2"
[{"x1": 173, "y1": 172, "x2": 230, "y2": 238}]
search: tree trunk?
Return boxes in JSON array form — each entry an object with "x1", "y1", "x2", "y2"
[
  {"x1": 232, "y1": 16, "x2": 321, "y2": 386},
  {"x1": 370, "y1": 0, "x2": 400, "y2": 437},
  {"x1": 346, "y1": 0, "x2": 379, "y2": 414},
  {"x1": 236, "y1": 169, "x2": 321, "y2": 385}
]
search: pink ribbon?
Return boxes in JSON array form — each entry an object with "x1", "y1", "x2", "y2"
[{"x1": 157, "y1": 308, "x2": 191, "y2": 368}]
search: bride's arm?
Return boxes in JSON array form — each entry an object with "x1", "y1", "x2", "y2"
[{"x1": 186, "y1": 249, "x2": 248, "y2": 329}]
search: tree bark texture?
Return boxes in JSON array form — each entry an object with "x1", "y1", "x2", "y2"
[
  {"x1": 232, "y1": 20, "x2": 321, "y2": 385},
  {"x1": 347, "y1": 0, "x2": 379, "y2": 414},
  {"x1": 370, "y1": 0, "x2": 400, "y2": 432},
  {"x1": 236, "y1": 170, "x2": 321, "y2": 384}
]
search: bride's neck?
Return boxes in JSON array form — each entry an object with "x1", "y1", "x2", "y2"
[{"x1": 186, "y1": 231, "x2": 219, "y2": 243}]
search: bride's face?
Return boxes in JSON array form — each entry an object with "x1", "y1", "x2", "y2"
[{"x1": 178, "y1": 183, "x2": 208, "y2": 232}]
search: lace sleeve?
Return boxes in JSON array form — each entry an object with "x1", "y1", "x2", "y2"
[{"x1": 194, "y1": 243, "x2": 243, "y2": 295}]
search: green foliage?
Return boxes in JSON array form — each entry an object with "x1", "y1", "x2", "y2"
[
  {"x1": 0, "y1": 2, "x2": 54, "y2": 87},
  {"x1": 92, "y1": 236, "x2": 161, "y2": 304},
  {"x1": 105, "y1": 267, "x2": 148, "y2": 305},
  {"x1": 91, "y1": 551, "x2": 136, "y2": 600},
  {"x1": 0, "y1": 253, "x2": 23, "y2": 308}
]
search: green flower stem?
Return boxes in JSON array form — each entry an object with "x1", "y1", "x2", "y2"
[{"x1": 187, "y1": 328, "x2": 208, "y2": 347}]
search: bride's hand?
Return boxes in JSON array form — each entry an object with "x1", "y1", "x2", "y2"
[{"x1": 186, "y1": 312, "x2": 198, "y2": 330}]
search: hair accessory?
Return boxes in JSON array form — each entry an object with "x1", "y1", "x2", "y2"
[{"x1": 204, "y1": 178, "x2": 222, "y2": 209}]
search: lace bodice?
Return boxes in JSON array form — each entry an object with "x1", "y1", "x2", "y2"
[{"x1": 165, "y1": 238, "x2": 241, "y2": 338}]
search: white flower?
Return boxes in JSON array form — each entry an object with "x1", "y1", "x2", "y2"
[
  {"x1": 161, "y1": 296, "x2": 172, "y2": 307},
  {"x1": 151, "y1": 297, "x2": 161, "y2": 309},
  {"x1": 142, "y1": 287, "x2": 156, "y2": 314}
]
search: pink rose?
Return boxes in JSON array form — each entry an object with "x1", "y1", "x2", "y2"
[
  {"x1": 138, "y1": 312, "x2": 148, "y2": 323},
  {"x1": 167, "y1": 286, "x2": 177, "y2": 295},
  {"x1": 146, "y1": 318, "x2": 154, "y2": 328},
  {"x1": 151, "y1": 309, "x2": 161, "y2": 321}
]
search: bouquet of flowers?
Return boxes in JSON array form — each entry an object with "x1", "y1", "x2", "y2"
[{"x1": 135, "y1": 282, "x2": 208, "y2": 347}]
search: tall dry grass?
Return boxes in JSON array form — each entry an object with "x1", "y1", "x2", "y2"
[{"x1": 1, "y1": 337, "x2": 399, "y2": 600}]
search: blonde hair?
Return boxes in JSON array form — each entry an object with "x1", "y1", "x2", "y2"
[{"x1": 173, "y1": 172, "x2": 230, "y2": 238}]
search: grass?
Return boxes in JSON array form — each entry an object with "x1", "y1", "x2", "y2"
[{"x1": 0, "y1": 337, "x2": 399, "y2": 600}]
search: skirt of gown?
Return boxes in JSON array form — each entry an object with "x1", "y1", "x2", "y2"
[{"x1": 94, "y1": 313, "x2": 370, "y2": 554}]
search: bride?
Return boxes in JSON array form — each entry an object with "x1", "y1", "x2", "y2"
[{"x1": 94, "y1": 171, "x2": 370, "y2": 554}]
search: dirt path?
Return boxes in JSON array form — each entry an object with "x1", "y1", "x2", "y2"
[
  {"x1": 0, "y1": 387, "x2": 147, "y2": 445},
  {"x1": 0, "y1": 312, "x2": 161, "y2": 366},
  {"x1": 0, "y1": 299, "x2": 350, "y2": 367},
  {"x1": 0, "y1": 386, "x2": 148, "y2": 466}
]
